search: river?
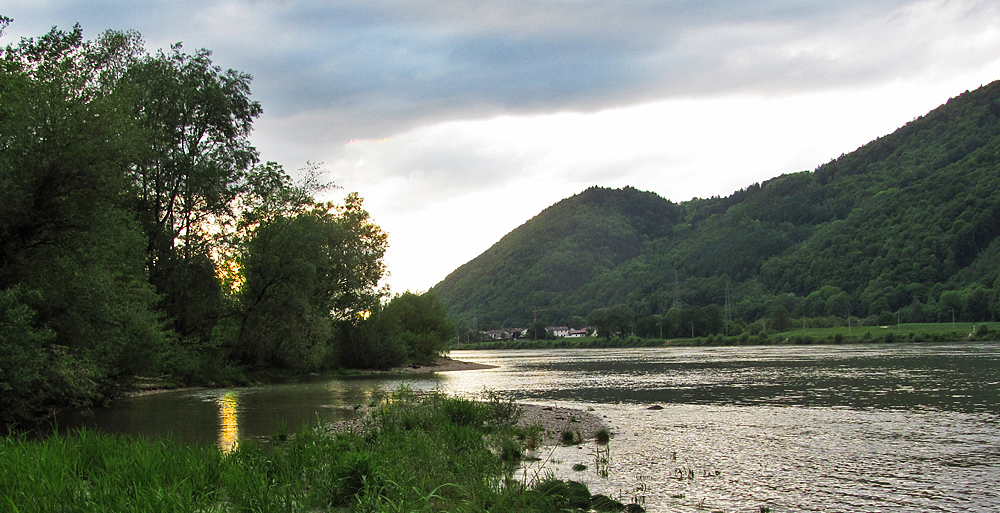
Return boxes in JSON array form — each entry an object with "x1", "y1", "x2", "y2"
[{"x1": 57, "y1": 342, "x2": 1000, "y2": 512}]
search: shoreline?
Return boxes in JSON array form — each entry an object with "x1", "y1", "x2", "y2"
[
  {"x1": 130, "y1": 357, "x2": 496, "y2": 397},
  {"x1": 516, "y1": 403, "x2": 610, "y2": 444},
  {"x1": 328, "y1": 401, "x2": 610, "y2": 446},
  {"x1": 380, "y1": 356, "x2": 499, "y2": 373}
]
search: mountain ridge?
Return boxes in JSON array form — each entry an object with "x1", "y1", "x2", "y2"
[{"x1": 433, "y1": 81, "x2": 1000, "y2": 333}]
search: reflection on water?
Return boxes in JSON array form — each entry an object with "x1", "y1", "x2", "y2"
[
  {"x1": 445, "y1": 344, "x2": 1000, "y2": 512},
  {"x1": 53, "y1": 343, "x2": 1000, "y2": 512},
  {"x1": 217, "y1": 391, "x2": 240, "y2": 453}
]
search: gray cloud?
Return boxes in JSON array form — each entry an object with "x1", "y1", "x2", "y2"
[
  {"x1": 6, "y1": 0, "x2": 997, "y2": 291},
  {"x1": 4, "y1": 0, "x2": 996, "y2": 148}
]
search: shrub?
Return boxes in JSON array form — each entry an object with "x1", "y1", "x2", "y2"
[{"x1": 561, "y1": 430, "x2": 582, "y2": 445}]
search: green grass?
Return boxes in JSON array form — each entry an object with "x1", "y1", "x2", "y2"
[
  {"x1": 780, "y1": 322, "x2": 999, "y2": 338},
  {"x1": 1, "y1": 390, "x2": 643, "y2": 512}
]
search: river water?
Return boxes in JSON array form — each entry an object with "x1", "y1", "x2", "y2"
[{"x1": 58, "y1": 343, "x2": 1000, "y2": 512}]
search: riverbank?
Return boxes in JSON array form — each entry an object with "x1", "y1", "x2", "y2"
[
  {"x1": 454, "y1": 322, "x2": 998, "y2": 350},
  {"x1": 381, "y1": 356, "x2": 499, "y2": 373},
  {"x1": 330, "y1": 400, "x2": 610, "y2": 447},
  {"x1": 129, "y1": 356, "x2": 496, "y2": 397},
  {"x1": 517, "y1": 403, "x2": 610, "y2": 445},
  {"x1": 4, "y1": 391, "x2": 637, "y2": 512}
]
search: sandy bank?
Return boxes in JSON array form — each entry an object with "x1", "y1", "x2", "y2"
[{"x1": 388, "y1": 357, "x2": 499, "y2": 373}]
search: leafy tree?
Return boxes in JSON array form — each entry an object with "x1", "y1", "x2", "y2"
[
  {"x1": 636, "y1": 314, "x2": 665, "y2": 338},
  {"x1": 961, "y1": 284, "x2": 991, "y2": 322},
  {"x1": 567, "y1": 315, "x2": 588, "y2": 330},
  {"x1": 333, "y1": 313, "x2": 407, "y2": 370},
  {"x1": 0, "y1": 23, "x2": 165, "y2": 423},
  {"x1": 234, "y1": 195, "x2": 387, "y2": 369},
  {"x1": 0, "y1": 287, "x2": 56, "y2": 423},
  {"x1": 528, "y1": 321, "x2": 549, "y2": 340},
  {"x1": 825, "y1": 291, "x2": 851, "y2": 318},
  {"x1": 117, "y1": 41, "x2": 262, "y2": 343},
  {"x1": 938, "y1": 290, "x2": 962, "y2": 322},
  {"x1": 588, "y1": 304, "x2": 634, "y2": 339},
  {"x1": 769, "y1": 304, "x2": 791, "y2": 332},
  {"x1": 379, "y1": 291, "x2": 455, "y2": 364}
]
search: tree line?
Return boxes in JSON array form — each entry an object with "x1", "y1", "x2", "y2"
[{"x1": 0, "y1": 21, "x2": 453, "y2": 426}]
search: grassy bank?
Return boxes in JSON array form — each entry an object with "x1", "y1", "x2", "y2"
[
  {"x1": 454, "y1": 322, "x2": 1000, "y2": 350},
  {"x1": 1, "y1": 390, "x2": 639, "y2": 513}
]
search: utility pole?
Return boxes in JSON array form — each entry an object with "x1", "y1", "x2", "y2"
[
  {"x1": 724, "y1": 281, "x2": 732, "y2": 336},
  {"x1": 674, "y1": 270, "x2": 680, "y2": 308}
]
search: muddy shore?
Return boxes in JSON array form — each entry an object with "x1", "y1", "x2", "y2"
[
  {"x1": 516, "y1": 403, "x2": 610, "y2": 444},
  {"x1": 382, "y1": 356, "x2": 499, "y2": 373}
]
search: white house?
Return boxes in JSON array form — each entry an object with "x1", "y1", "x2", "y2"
[{"x1": 545, "y1": 326, "x2": 570, "y2": 337}]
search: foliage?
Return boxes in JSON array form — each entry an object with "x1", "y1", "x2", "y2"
[
  {"x1": 335, "y1": 290, "x2": 455, "y2": 369},
  {"x1": 379, "y1": 290, "x2": 456, "y2": 365},
  {"x1": 233, "y1": 196, "x2": 387, "y2": 370},
  {"x1": 588, "y1": 304, "x2": 635, "y2": 339},
  {"x1": 0, "y1": 25, "x2": 166, "y2": 424},
  {"x1": 0, "y1": 22, "x2": 417, "y2": 425}
]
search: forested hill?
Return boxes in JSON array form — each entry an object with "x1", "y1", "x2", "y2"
[{"x1": 433, "y1": 80, "x2": 1000, "y2": 332}]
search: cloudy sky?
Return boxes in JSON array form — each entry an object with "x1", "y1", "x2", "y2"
[{"x1": 3, "y1": 1, "x2": 1000, "y2": 293}]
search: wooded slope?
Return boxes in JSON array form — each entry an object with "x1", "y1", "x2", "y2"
[{"x1": 433, "y1": 81, "x2": 1000, "y2": 329}]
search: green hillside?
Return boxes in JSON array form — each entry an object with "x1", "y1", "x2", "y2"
[{"x1": 433, "y1": 81, "x2": 1000, "y2": 335}]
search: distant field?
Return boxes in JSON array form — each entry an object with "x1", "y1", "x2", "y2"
[
  {"x1": 775, "y1": 322, "x2": 1000, "y2": 339},
  {"x1": 456, "y1": 322, "x2": 1000, "y2": 350}
]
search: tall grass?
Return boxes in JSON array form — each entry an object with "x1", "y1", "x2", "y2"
[
  {"x1": 1, "y1": 390, "x2": 639, "y2": 512},
  {"x1": 0, "y1": 429, "x2": 225, "y2": 512}
]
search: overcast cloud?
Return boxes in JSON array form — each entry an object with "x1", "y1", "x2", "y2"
[{"x1": 3, "y1": 0, "x2": 1000, "y2": 292}]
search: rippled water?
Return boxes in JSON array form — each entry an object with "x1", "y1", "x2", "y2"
[{"x1": 58, "y1": 343, "x2": 1000, "y2": 512}]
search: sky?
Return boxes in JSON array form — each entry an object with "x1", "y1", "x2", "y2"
[{"x1": 3, "y1": 1, "x2": 1000, "y2": 293}]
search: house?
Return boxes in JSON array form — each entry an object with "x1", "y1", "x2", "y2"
[
  {"x1": 483, "y1": 329, "x2": 506, "y2": 340},
  {"x1": 504, "y1": 328, "x2": 527, "y2": 339},
  {"x1": 482, "y1": 328, "x2": 527, "y2": 340},
  {"x1": 545, "y1": 326, "x2": 570, "y2": 338},
  {"x1": 567, "y1": 328, "x2": 590, "y2": 338}
]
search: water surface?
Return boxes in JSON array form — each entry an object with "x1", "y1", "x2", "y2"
[{"x1": 58, "y1": 343, "x2": 1000, "y2": 512}]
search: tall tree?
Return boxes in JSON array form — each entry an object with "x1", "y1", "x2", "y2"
[
  {"x1": 234, "y1": 194, "x2": 387, "y2": 369},
  {"x1": 117, "y1": 43, "x2": 262, "y2": 340}
]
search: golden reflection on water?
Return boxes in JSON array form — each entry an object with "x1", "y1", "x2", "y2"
[{"x1": 217, "y1": 391, "x2": 240, "y2": 453}]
